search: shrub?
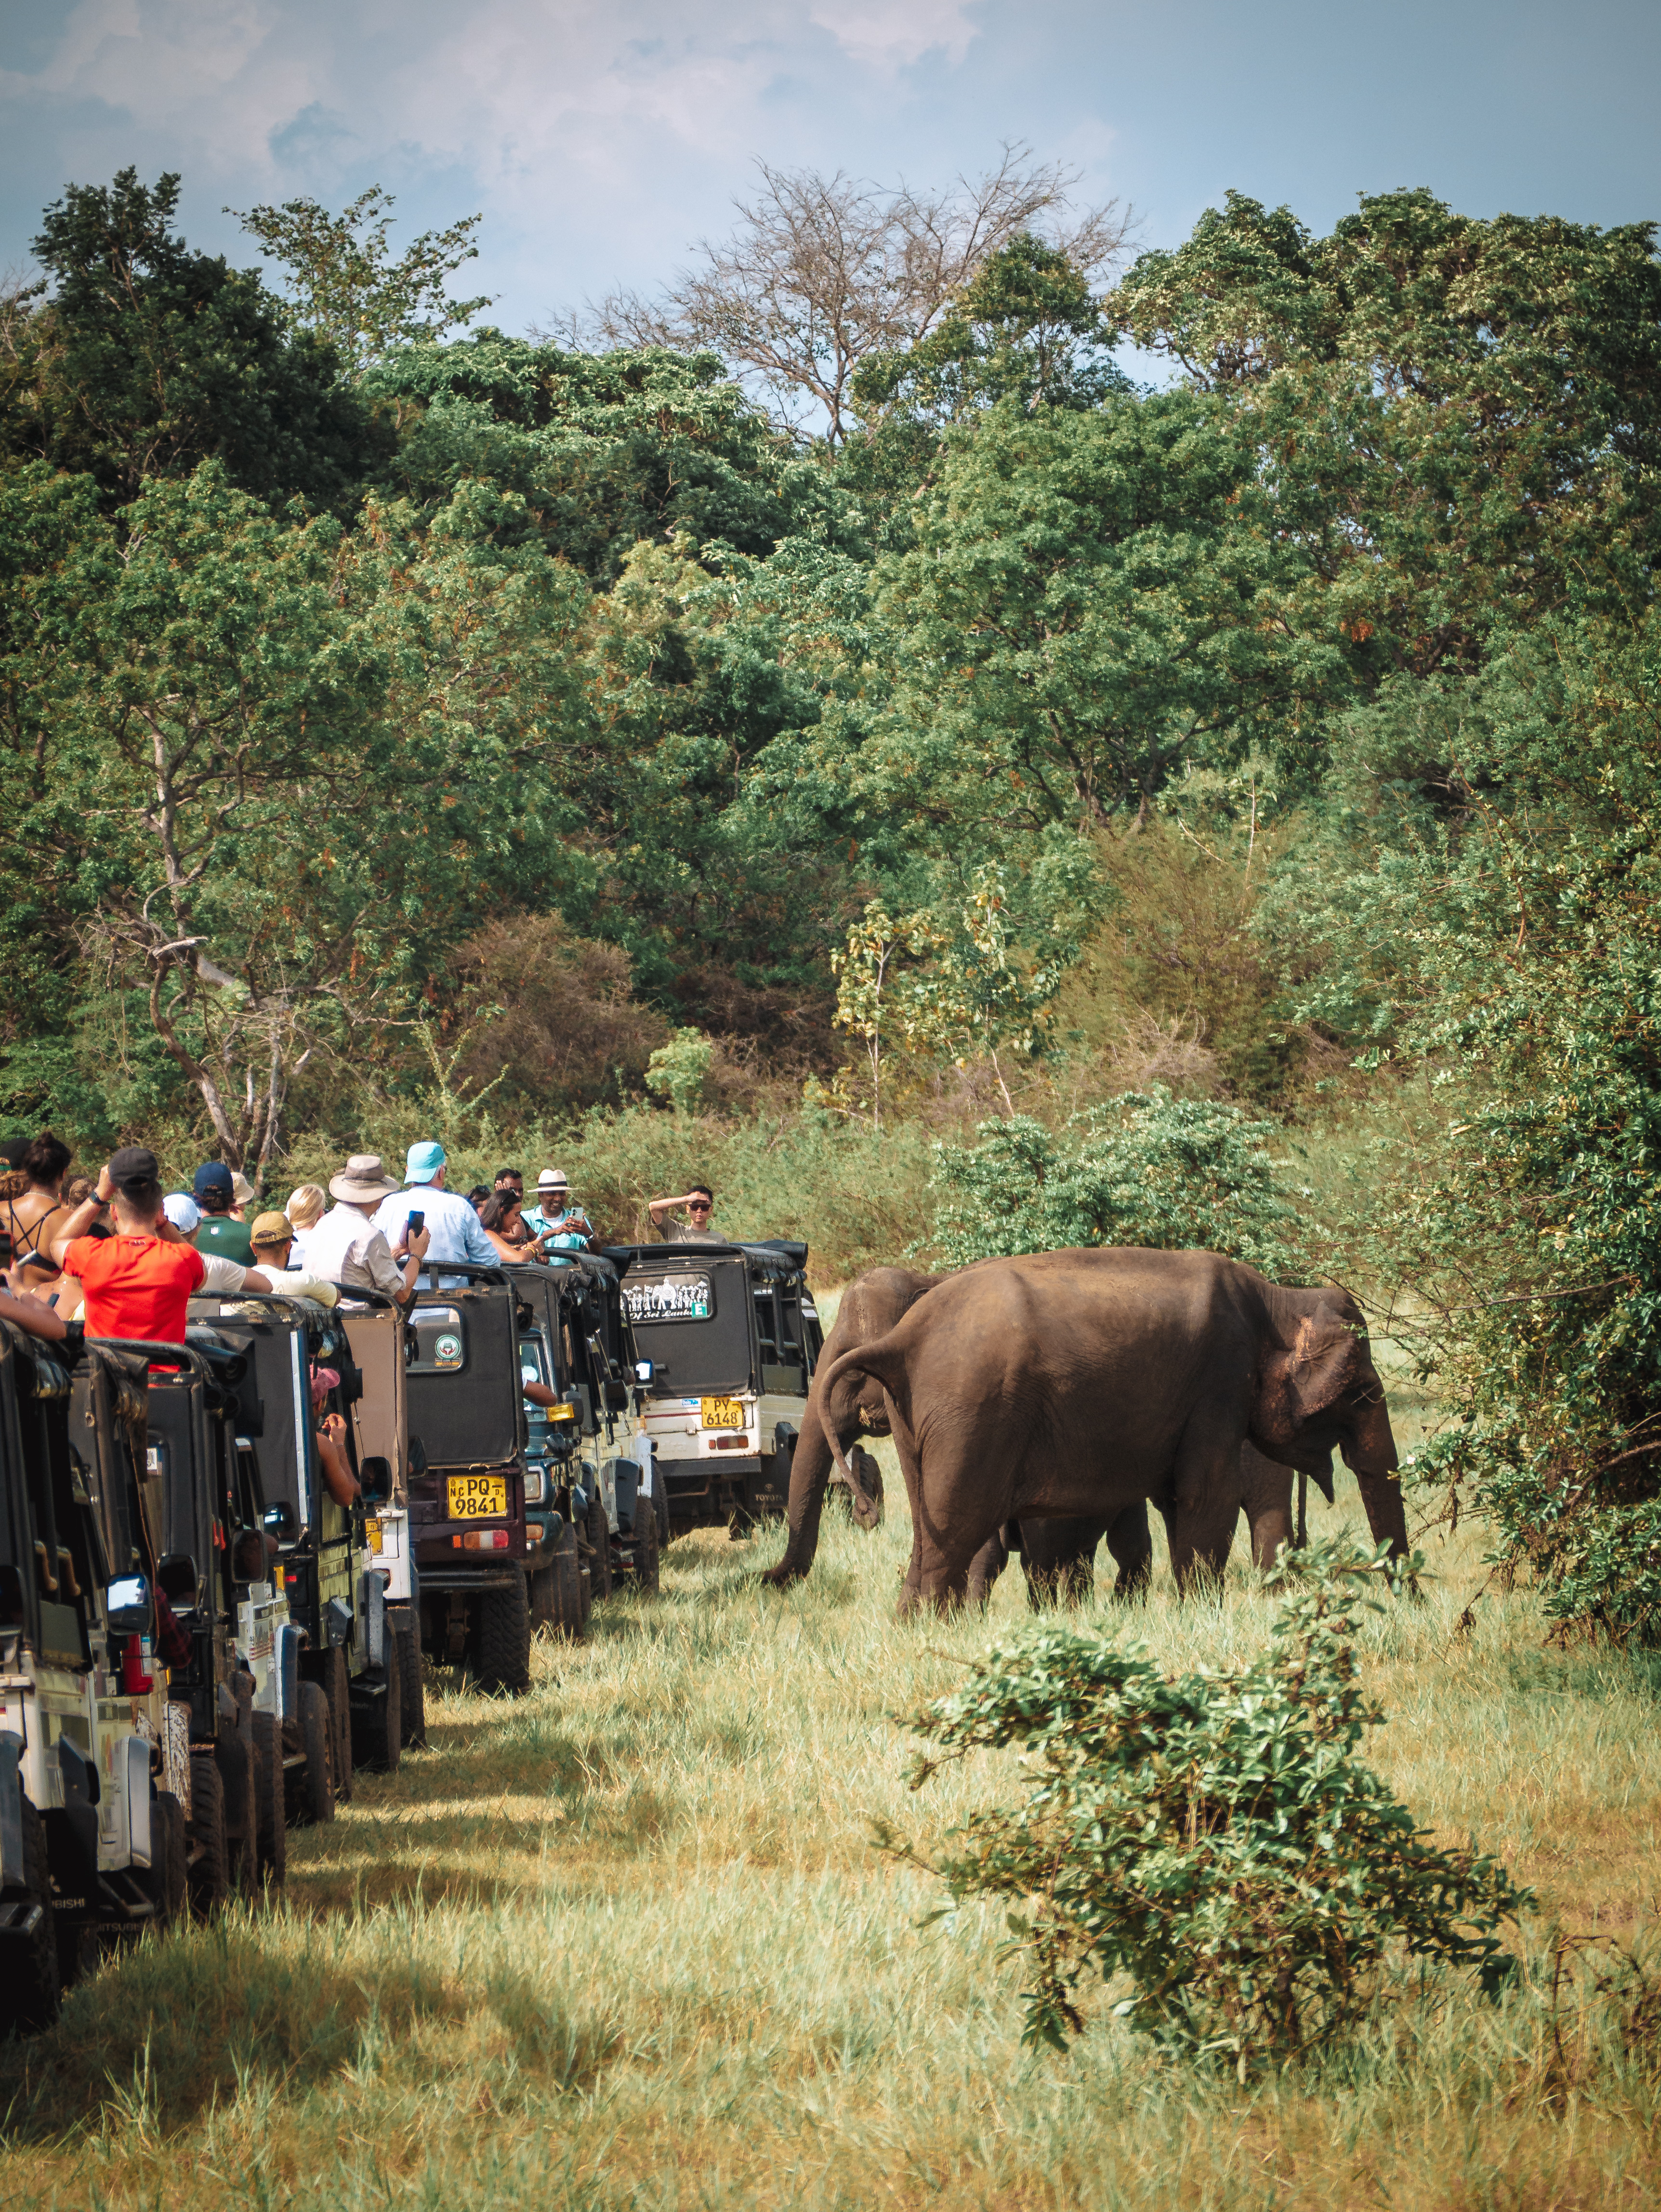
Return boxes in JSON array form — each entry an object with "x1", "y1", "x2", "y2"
[
  {"x1": 927, "y1": 1084, "x2": 1306, "y2": 1275},
  {"x1": 887, "y1": 1541, "x2": 1530, "y2": 2071}
]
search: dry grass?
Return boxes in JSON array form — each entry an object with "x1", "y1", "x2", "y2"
[{"x1": 3, "y1": 1446, "x2": 1659, "y2": 2210}]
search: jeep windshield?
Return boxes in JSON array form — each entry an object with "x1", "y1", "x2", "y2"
[{"x1": 624, "y1": 1257, "x2": 751, "y2": 1396}]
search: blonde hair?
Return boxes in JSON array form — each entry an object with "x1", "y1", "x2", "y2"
[{"x1": 285, "y1": 1183, "x2": 326, "y2": 1231}]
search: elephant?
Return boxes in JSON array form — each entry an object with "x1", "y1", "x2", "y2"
[
  {"x1": 765, "y1": 1260, "x2": 1355, "y2": 1606},
  {"x1": 814, "y1": 1246, "x2": 1405, "y2": 1613}
]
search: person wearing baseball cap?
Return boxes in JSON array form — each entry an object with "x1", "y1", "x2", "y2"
[
  {"x1": 245, "y1": 1212, "x2": 341, "y2": 1307},
  {"x1": 192, "y1": 1160, "x2": 255, "y2": 1266},
  {"x1": 372, "y1": 1139, "x2": 496, "y2": 1274},
  {"x1": 50, "y1": 1148, "x2": 209, "y2": 1342}
]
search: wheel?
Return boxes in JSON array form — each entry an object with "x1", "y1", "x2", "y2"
[
  {"x1": 551, "y1": 1520, "x2": 584, "y2": 1640},
  {"x1": 215, "y1": 1731, "x2": 258, "y2": 1898},
  {"x1": 319, "y1": 1645, "x2": 353, "y2": 1804},
  {"x1": 528, "y1": 1561, "x2": 556, "y2": 1632},
  {"x1": 187, "y1": 1752, "x2": 229, "y2": 1920},
  {"x1": 0, "y1": 1795, "x2": 59, "y2": 2037},
  {"x1": 585, "y1": 1488, "x2": 612, "y2": 1603},
  {"x1": 654, "y1": 1459, "x2": 669, "y2": 1545},
  {"x1": 153, "y1": 1789, "x2": 188, "y2": 1922},
  {"x1": 251, "y1": 1711, "x2": 286, "y2": 1890},
  {"x1": 476, "y1": 1568, "x2": 531, "y2": 1694},
  {"x1": 350, "y1": 1635, "x2": 402, "y2": 1774},
  {"x1": 631, "y1": 1496, "x2": 660, "y2": 1595},
  {"x1": 397, "y1": 1617, "x2": 426, "y2": 1750},
  {"x1": 296, "y1": 1682, "x2": 334, "y2": 1824}
]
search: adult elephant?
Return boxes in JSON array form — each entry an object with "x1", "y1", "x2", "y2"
[
  {"x1": 816, "y1": 1247, "x2": 1404, "y2": 1612},
  {"x1": 766, "y1": 1262, "x2": 1279, "y2": 1605}
]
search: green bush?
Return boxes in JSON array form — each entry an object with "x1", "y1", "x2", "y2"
[
  {"x1": 927, "y1": 1085, "x2": 1306, "y2": 1275},
  {"x1": 888, "y1": 1541, "x2": 1529, "y2": 2071}
]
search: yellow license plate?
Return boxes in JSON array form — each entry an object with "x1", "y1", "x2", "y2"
[
  {"x1": 700, "y1": 1397, "x2": 747, "y2": 1430},
  {"x1": 446, "y1": 1475, "x2": 508, "y2": 1519},
  {"x1": 364, "y1": 1518, "x2": 383, "y2": 1555}
]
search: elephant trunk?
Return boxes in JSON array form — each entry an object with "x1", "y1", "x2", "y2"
[{"x1": 1342, "y1": 1389, "x2": 1407, "y2": 1559}]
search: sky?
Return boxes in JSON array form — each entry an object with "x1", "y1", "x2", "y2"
[{"x1": 1, "y1": 0, "x2": 1658, "y2": 338}]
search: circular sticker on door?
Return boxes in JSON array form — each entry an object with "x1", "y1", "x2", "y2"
[{"x1": 435, "y1": 1332, "x2": 462, "y2": 1367}]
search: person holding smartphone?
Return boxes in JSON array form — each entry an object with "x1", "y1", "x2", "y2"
[
  {"x1": 525, "y1": 1168, "x2": 598, "y2": 1251},
  {"x1": 306, "y1": 1156, "x2": 429, "y2": 1304}
]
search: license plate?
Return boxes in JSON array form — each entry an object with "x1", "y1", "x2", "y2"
[
  {"x1": 364, "y1": 1518, "x2": 383, "y2": 1554},
  {"x1": 700, "y1": 1397, "x2": 746, "y2": 1430},
  {"x1": 446, "y1": 1475, "x2": 508, "y2": 1519}
]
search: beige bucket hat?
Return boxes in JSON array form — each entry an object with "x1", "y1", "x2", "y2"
[{"x1": 328, "y1": 1154, "x2": 402, "y2": 1206}]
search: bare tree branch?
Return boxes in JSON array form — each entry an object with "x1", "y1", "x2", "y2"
[{"x1": 577, "y1": 144, "x2": 1137, "y2": 445}]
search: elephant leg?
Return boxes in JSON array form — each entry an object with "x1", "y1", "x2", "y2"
[
  {"x1": 1105, "y1": 1502, "x2": 1152, "y2": 1600},
  {"x1": 1239, "y1": 1442, "x2": 1295, "y2": 1569},
  {"x1": 1020, "y1": 1518, "x2": 1107, "y2": 1609},
  {"x1": 894, "y1": 1428, "x2": 927, "y2": 1618},
  {"x1": 966, "y1": 1525, "x2": 1010, "y2": 1611},
  {"x1": 1166, "y1": 1417, "x2": 1248, "y2": 1594}
]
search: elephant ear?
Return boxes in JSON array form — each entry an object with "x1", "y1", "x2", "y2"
[{"x1": 1256, "y1": 1314, "x2": 1368, "y2": 1463}]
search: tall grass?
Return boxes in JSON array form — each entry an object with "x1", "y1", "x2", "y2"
[{"x1": 4, "y1": 1462, "x2": 1658, "y2": 2211}]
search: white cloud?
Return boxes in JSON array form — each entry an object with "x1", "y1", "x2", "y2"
[{"x1": 808, "y1": 0, "x2": 978, "y2": 72}]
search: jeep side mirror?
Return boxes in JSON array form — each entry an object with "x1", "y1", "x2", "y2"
[
  {"x1": 263, "y1": 1501, "x2": 298, "y2": 1541},
  {"x1": 105, "y1": 1573, "x2": 152, "y2": 1634},
  {"x1": 633, "y1": 1359, "x2": 654, "y2": 1385},
  {"x1": 359, "y1": 1455, "x2": 392, "y2": 1501}
]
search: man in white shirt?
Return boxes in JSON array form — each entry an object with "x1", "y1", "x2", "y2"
[
  {"x1": 373, "y1": 1141, "x2": 498, "y2": 1274},
  {"x1": 162, "y1": 1193, "x2": 277, "y2": 1294},
  {"x1": 307, "y1": 1157, "x2": 429, "y2": 1304}
]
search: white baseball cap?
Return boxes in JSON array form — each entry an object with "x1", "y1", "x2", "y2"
[{"x1": 163, "y1": 1193, "x2": 201, "y2": 1235}]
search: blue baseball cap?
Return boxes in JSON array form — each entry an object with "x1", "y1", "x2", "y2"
[
  {"x1": 193, "y1": 1161, "x2": 234, "y2": 1201},
  {"x1": 405, "y1": 1140, "x2": 447, "y2": 1185}
]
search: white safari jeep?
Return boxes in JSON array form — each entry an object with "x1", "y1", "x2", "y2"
[{"x1": 604, "y1": 1240, "x2": 821, "y2": 1537}]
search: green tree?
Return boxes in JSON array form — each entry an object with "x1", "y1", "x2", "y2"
[
  {"x1": 236, "y1": 186, "x2": 491, "y2": 376},
  {"x1": 1110, "y1": 189, "x2": 1661, "y2": 672},
  {"x1": 869, "y1": 392, "x2": 1344, "y2": 842},
  {"x1": 4, "y1": 168, "x2": 389, "y2": 512}
]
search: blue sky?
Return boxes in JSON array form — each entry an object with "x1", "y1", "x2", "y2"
[{"x1": 2, "y1": 0, "x2": 1658, "y2": 334}]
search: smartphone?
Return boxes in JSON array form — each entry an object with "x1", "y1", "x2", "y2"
[{"x1": 407, "y1": 1210, "x2": 425, "y2": 1236}]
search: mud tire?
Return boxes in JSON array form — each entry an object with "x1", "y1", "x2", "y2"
[
  {"x1": 154, "y1": 1789, "x2": 188, "y2": 1922},
  {"x1": 296, "y1": 1681, "x2": 335, "y2": 1825},
  {"x1": 585, "y1": 1488, "x2": 612, "y2": 1603},
  {"x1": 0, "y1": 1795, "x2": 58, "y2": 2037},
  {"x1": 476, "y1": 1567, "x2": 531, "y2": 1695},
  {"x1": 187, "y1": 1751, "x2": 230, "y2": 1920},
  {"x1": 397, "y1": 1616, "x2": 426, "y2": 1750}
]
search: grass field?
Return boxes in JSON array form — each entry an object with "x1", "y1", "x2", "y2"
[{"x1": 3, "y1": 1398, "x2": 1660, "y2": 2209}]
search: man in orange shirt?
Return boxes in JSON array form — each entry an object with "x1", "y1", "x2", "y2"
[{"x1": 51, "y1": 1146, "x2": 215, "y2": 1343}]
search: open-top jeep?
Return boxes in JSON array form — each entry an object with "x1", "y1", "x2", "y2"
[
  {"x1": 514, "y1": 1254, "x2": 659, "y2": 1633},
  {"x1": 187, "y1": 1289, "x2": 404, "y2": 1810},
  {"x1": 604, "y1": 1240, "x2": 822, "y2": 1539},
  {"x1": 143, "y1": 1331, "x2": 288, "y2": 1909},
  {"x1": 407, "y1": 1265, "x2": 533, "y2": 1694},
  {"x1": 0, "y1": 1322, "x2": 187, "y2": 2035},
  {"x1": 334, "y1": 1291, "x2": 423, "y2": 1749}
]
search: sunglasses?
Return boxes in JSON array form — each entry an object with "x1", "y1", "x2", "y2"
[{"x1": 688, "y1": 1200, "x2": 712, "y2": 1212}]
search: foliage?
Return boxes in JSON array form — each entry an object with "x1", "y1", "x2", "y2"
[
  {"x1": 853, "y1": 233, "x2": 1130, "y2": 425},
  {"x1": 1274, "y1": 616, "x2": 1661, "y2": 1643},
  {"x1": 889, "y1": 1540, "x2": 1530, "y2": 2067},
  {"x1": 237, "y1": 186, "x2": 491, "y2": 375},
  {"x1": 928, "y1": 1086, "x2": 1305, "y2": 1274},
  {"x1": 1110, "y1": 188, "x2": 1661, "y2": 673},
  {"x1": 870, "y1": 392, "x2": 1347, "y2": 838},
  {"x1": 646, "y1": 1028, "x2": 716, "y2": 1117},
  {"x1": 5, "y1": 168, "x2": 389, "y2": 512}
]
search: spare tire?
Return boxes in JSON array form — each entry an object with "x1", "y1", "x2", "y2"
[{"x1": 0, "y1": 1795, "x2": 58, "y2": 2036}]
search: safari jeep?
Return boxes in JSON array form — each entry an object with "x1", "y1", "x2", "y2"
[
  {"x1": 604, "y1": 1240, "x2": 822, "y2": 1538},
  {"x1": 407, "y1": 1266, "x2": 533, "y2": 1695},
  {"x1": 0, "y1": 1322, "x2": 187, "y2": 2034},
  {"x1": 142, "y1": 1332, "x2": 288, "y2": 1909},
  {"x1": 188, "y1": 1289, "x2": 403, "y2": 1813},
  {"x1": 514, "y1": 1255, "x2": 659, "y2": 1634},
  {"x1": 334, "y1": 1290, "x2": 423, "y2": 1749}
]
